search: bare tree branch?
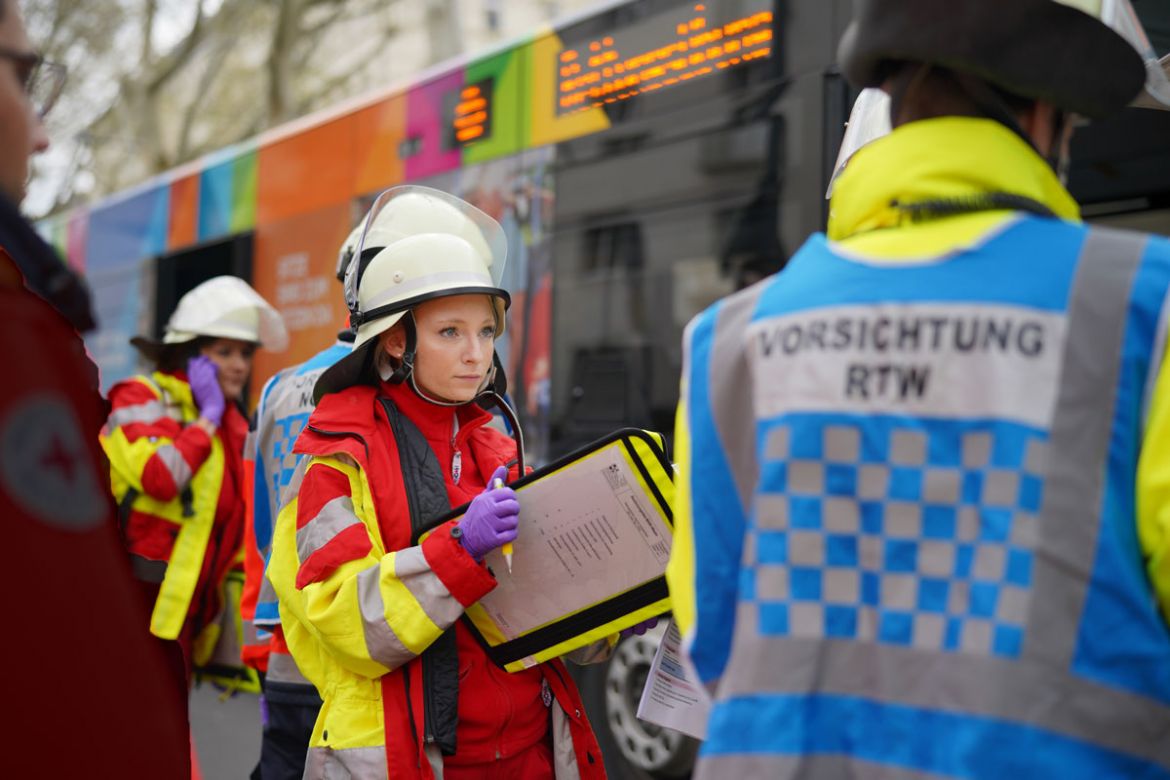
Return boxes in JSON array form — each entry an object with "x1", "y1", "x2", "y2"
[{"x1": 146, "y1": 0, "x2": 209, "y2": 92}]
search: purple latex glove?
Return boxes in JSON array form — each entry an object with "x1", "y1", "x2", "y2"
[
  {"x1": 620, "y1": 616, "x2": 660, "y2": 640},
  {"x1": 259, "y1": 694, "x2": 269, "y2": 728},
  {"x1": 187, "y1": 355, "x2": 226, "y2": 426},
  {"x1": 456, "y1": 465, "x2": 519, "y2": 560}
]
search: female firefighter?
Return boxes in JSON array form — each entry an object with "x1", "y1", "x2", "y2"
[
  {"x1": 102, "y1": 275, "x2": 287, "y2": 756},
  {"x1": 267, "y1": 186, "x2": 649, "y2": 779}
]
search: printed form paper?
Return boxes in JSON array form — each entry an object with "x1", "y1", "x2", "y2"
[
  {"x1": 478, "y1": 443, "x2": 671, "y2": 639},
  {"x1": 636, "y1": 618, "x2": 711, "y2": 740}
]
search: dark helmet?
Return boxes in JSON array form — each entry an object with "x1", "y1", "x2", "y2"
[{"x1": 837, "y1": 0, "x2": 1149, "y2": 118}]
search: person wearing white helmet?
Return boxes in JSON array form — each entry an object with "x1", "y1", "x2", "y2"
[
  {"x1": 240, "y1": 230, "x2": 361, "y2": 780},
  {"x1": 668, "y1": 1, "x2": 1170, "y2": 778},
  {"x1": 267, "y1": 186, "x2": 625, "y2": 779},
  {"x1": 101, "y1": 275, "x2": 287, "y2": 770},
  {"x1": 242, "y1": 202, "x2": 510, "y2": 780}
]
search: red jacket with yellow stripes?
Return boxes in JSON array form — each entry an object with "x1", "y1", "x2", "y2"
[
  {"x1": 105, "y1": 372, "x2": 248, "y2": 638},
  {"x1": 281, "y1": 381, "x2": 606, "y2": 778}
]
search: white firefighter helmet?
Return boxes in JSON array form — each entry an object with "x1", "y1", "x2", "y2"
[
  {"x1": 314, "y1": 185, "x2": 509, "y2": 402},
  {"x1": 131, "y1": 276, "x2": 287, "y2": 358}
]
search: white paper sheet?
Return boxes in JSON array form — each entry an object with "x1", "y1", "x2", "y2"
[
  {"x1": 476, "y1": 442, "x2": 672, "y2": 639},
  {"x1": 636, "y1": 618, "x2": 711, "y2": 740}
]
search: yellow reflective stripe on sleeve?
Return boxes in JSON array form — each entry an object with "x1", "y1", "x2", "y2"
[
  {"x1": 666, "y1": 395, "x2": 698, "y2": 636},
  {"x1": 376, "y1": 549, "x2": 444, "y2": 656},
  {"x1": 1137, "y1": 347, "x2": 1170, "y2": 626},
  {"x1": 151, "y1": 435, "x2": 225, "y2": 640},
  {"x1": 356, "y1": 561, "x2": 420, "y2": 670}
]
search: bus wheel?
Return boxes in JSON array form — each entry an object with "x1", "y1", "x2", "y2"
[{"x1": 580, "y1": 623, "x2": 698, "y2": 779}]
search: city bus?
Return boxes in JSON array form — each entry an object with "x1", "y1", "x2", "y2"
[{"x1": 38, "y1": 0, "x2": 1170, "y2": 776}]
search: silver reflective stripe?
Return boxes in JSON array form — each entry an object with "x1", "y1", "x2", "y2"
[
  {"x1": 1024, "y1": 228, "x2": 1147, "y2": 668},
  {"x1": 154, "y1": 444, "x2": 193, "y2": 489},
  {"x1": 304, "y1": 745, "x2": 388, "y2": 779},
  {"x1": 1142, "y1": 280, "x2": 1170, "y2": 431},
  {"x1": 279, "y1": 457, "x2": 311, "y2": 518},
  {"x1": 356, "y1": 562, "x2": 417, "y2": 669},
  {"x1": 363, "y1": 269, "x2": 494, "y2": 311},
  {"x1": 394, "y1": 546, "x2": 463, "y2": 629},
  {"x1": 424, "y1": 743, "x2": 445, "y2": 779},
  {"x1": 707, "y1": 282, "x2": 769, "y2": 514},
  {"x1": 551, "y1": 703, "x2": 583, "y2": 780},
  {"x1": 296, "y1": 496, "x2": 363, "y2": 564},
  {"x1": 242, "y1": 618, "x2": 260, "y2": 647},
  {"x1": 255, "y1": 578, "x2": 281, "y2": 629},
  {"x1": 107, "y1": 399, "x2": 169, "y2": 429},
  {"x1": 719, "y1": 630, "x2": 1170, "y2": 767},
  {"x1": 267, "y1": 651, "x2": 313, "y2": 687},
  {"x1": 698, "y1": 754, "x2": 953, "y2": 780}
]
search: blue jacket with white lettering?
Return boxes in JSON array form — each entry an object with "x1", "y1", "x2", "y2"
[
  {"x1": 667, "y1": 118, "x2": 1170, "y2": 779},
  {"x1": 242, "y1": 338, "x2": 352, "y2": 671}
]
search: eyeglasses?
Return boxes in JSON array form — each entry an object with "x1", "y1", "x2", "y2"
[{"x1": 0, "y1": 46, "x2": 67, "y2": 119}]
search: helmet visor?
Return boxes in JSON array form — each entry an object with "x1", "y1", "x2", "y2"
[
  {"x1": 827, "y1": 88, "x2": 893, "y2": 198},
  {"x1": 344, "y1": 185, "x2": 509, "y2": 315},
  {"x1": 1070, "y1": 0, "x2": 1170, "y2": 108}
]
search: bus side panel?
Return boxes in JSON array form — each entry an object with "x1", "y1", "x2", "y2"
[{"x1": 249, "y1": 204, "x2": 353, "y2": 406}]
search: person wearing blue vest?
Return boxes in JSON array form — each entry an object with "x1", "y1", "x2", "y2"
[
  {"x1": 241, "y1": 219, "x2": 386, "y2": 779},
  {"x1": 667, "y1": 1, "x2": 1170, "y2": 778}
]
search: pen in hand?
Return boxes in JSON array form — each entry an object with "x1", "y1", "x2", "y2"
[{"x1": 493, "y1": 475, "x2": 513, "y2": 573}]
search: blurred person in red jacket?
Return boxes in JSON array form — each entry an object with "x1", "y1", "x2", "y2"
[
  {"x1": 0, "y1": 0, "x2": 188, "y2": 775},
  {"x1": 102, "y1": 275, "x2": 286, "y2": 769}
]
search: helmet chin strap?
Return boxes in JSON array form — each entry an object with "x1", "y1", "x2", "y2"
[
  {"x1": 407, "y1": 358, "x2": 498, "y2": 407},
  {"x1": 389, "y1": 313, "x2": 501, "y2": 408}
]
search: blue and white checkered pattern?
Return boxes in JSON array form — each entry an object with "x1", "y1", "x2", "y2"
[
  {"x1": 746, "y1": 417, "x2": 1046, "y2": 659},
  {"x1": 269, "y1": 410, "x2": 311, "y2": 502}
]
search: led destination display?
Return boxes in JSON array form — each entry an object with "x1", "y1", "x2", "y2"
[{"x1": 556, "y1": 1, "x2": 773, "y2": 116}]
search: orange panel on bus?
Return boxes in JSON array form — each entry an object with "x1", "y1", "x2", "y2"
[
  {"x1": 250, "y1": 203, "x2": 353, "y2": 405},
  {"x1": 167, "y1": 174, "x2": 199, "y2": 250},
  {"x1": 352, "y1": 93, "x2": 407, "y2": 197},
  {"x1": 256, "y1": 115, "x2": 360, "y2": 226}
]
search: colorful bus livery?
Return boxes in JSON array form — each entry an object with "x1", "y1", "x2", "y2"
[{"x1": 41, "y1": 0, "x2": 792, "y2": 466}]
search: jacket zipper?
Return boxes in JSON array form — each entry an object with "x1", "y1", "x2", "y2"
[{"x1": 422, "y1": 650, "x2": 438, "y2": 748}]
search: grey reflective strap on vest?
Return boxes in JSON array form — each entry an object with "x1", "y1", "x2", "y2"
[
  {"x1": 255, "y1": 577, "x2": 282, "y2": 629},
  {"x1": 707, "y1": 283, "x2": 770, "y2": 514},
  {"x1": 267, "y1": 651, "x2": 313, "y2": 687},
  {"x1": 699, "y1": 753, "x2": 954, "y2": 780},
  {"x1": 1024, "y1": 228, "x2": 1148, "y2": 667},
  {"x1": 719, "y1": 631, "x2": 1170, "y2": 766},
  {"x1": 713, "y1": 228, "x2": 1170, "y2": 772}
]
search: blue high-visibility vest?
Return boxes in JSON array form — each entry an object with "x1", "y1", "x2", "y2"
[{"x1": 680, "y1": 215, "x2": 1170, "y2": 778}]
